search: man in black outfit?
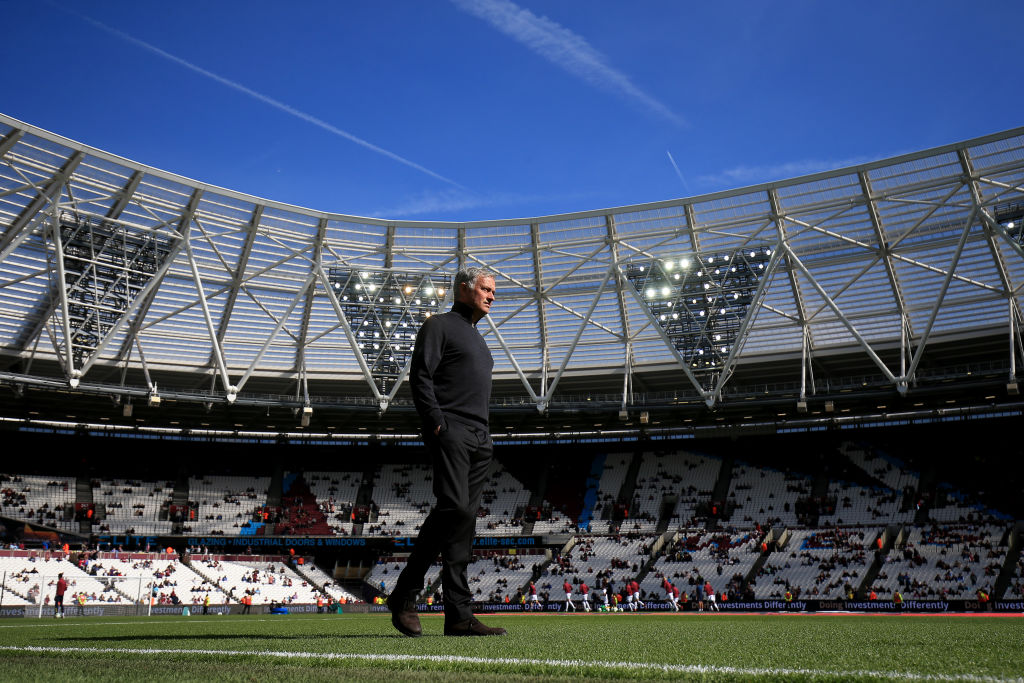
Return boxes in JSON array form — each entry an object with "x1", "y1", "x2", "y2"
[{"x1": 387, "y1": 266, "x2": 506, "y2": 637}]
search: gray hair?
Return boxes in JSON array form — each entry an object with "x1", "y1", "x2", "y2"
[{"x1": 454, "y1": 266, "x2": 494, "y2": 291}]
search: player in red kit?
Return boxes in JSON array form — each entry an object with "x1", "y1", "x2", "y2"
[
  {"x1": 563, "y1": 579, "x2": 576, "y2": 612},
  {"x1": 54, "y1": 573, "x2": 67, "y2": 618},
  {"x1": 580, "y1": 581, "x2": 591, "y2": 612},
  {"x1": 631, "y1": 580, "x2": 644, "y2": 611},
  {"x1": 704, "y1": 581, "x2": 719, "y2": 612}
]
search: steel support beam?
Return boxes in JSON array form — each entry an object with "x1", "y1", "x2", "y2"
[
  {"x1": 784, "y1": 246, "x2": 898, "y2": 384},
  {"x1": 531, "y1": 222, "x2": 551, "y2": 398},
  {"x1": 605, "y1": 215, "x2": 634, "y2": 411},
  {"x1": 315, "y1": 263, "x2": 383, "y2": 403},
  {"x1": 235, "y1": 271, "x2": 316, "y2": 393},
  {"x1": 619, "y1": 265, "x2": 713, "y2": 403},
  {"x1": 540, "y1": 266, "x2": 615, "y2": 407},
  {"x1": 0, "y1": 151, "x2": 85, "y2": 256},
  {"x1": 902, "y1": 207, "x2": 977, "y2": 382}
]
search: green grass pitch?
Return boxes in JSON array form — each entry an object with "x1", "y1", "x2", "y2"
[{"x1": 0, "y1": 612, "x2": 1021, "y2": 681}]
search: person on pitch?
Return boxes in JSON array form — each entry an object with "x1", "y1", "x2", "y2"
[{"x1": 387, "y1": 267, "x2": 506, "y2": 637}]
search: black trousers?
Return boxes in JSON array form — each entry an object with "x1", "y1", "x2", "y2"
[{"x1": 395, "y1": 416, "x2": 492, "y2": 622}]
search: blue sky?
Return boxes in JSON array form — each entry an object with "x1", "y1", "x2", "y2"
[{"x1": 3, "y1": 0, "x2": 1022, "y2": 222}]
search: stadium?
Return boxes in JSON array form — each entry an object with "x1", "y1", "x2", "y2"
[{"x1": 1, "y1": 111, "x2": 1023, "y2": 680}]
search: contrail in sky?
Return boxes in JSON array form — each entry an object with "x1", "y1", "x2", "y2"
[
  {"x1": 453, "y1": 0, "x2": 685, "y2": 127},
  {"x1": 65, "y1": 9, "x2": 465, "y2": 189},
  {"x1": 666, "y1": 150, "x2": 690, "y2": 192}
]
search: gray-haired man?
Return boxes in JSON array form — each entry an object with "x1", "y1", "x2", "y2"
[{"x1": 388, "y1": 266, "x2": 506, "y2": 637}]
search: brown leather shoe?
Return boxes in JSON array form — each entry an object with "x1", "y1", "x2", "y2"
[
  {"x1": 386, "y1": 595, "x2": 422, "y2": 637},
  {"x1": 444, "y1": 617, "x2": 507, "y2": 636}
]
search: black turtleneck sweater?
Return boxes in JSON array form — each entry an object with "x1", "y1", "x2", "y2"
[{"x1": 410, "y1": 300, "x2": 493, "y2": 432}]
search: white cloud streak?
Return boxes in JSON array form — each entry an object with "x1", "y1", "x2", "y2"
[
  {"x1": 68, "y1": 10, "x2": 464, "y2": 189},
  {"x1": 369, "y1": 188, "x2": 588, "y2": 219},
  {"x1": 452, "y1": 0, "x2": 684, "y2": 126},
  {"x1": 666, "y1": 150, "x2": 690, "y2": 192},
  {"x1": 697, "y1": 155, "x2": 885, "y2": 188}
]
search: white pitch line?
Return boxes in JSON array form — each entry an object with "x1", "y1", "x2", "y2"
[
  {"x1": 0, "y1": 616, "x2": 358, "y2": 629},
  {"x1": 0, "y1": 645, "x2": 1018, "y2": 682}
]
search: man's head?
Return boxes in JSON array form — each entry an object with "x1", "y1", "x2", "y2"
[{"x1": 454, "y1": 266, "x2": 495, "y2": 322}]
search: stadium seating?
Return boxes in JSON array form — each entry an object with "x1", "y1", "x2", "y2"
[
  {"x1": 185, "y1": 476, "x2": 271, "y2": 536},
  {"x1": 367, "y1": 464, "x2": 434, "y2": 536},
  {"x1": 300, "y1": 471, "x2": 361, "y2": 535},
  {"x1": 475, "y1": 461, "x2": 531, "y2": 536},
  {"x1": 192, "y1": 558, "x2": 327, "y2": 605},
  {"x1": 91, "y1": 478, "x2": 175, "y2": 536},
  {"x1": 751, "y1": 528, "x2": 876, "y2": 599},
  {"x1": 872, "y1": 524, "x2": 1007, "y2": 600},
  {"x1": 817, "y1": 481, "x2": 915, "y2": 526},
  {"x1": 298, "y1": 562, "x2": 360, "y2": 603},
  {"x1": 586, "y1": 452, "x2": 631, "y2": 534},
  {"x1": 649, "y1": 530, "x2": 760, "y2": 600},
  {"x1": 465, "y1": 552, "x2": 537, "y2": 603},
  {"x1": 727, "y1": 463, "x2": 812, "y2": 528},
  {"x1": 0, "y1": 473, "x2": 77, "y2": 532}
]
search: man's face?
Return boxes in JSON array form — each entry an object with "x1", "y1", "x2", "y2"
[{"x1": 459, "y1": 275, "x2": 496, "y2": 321}]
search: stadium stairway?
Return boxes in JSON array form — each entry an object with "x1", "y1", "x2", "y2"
[
  {"x1": 185, "y1": 563, "x2": 236, "y2": 603},
  {"x1": 576, "y1": 453, "x2": 605, "y2": 531},
  {"x1": 266, "y1": 466, "x2": 283, "y2": 508},
  {"x1": 856, "y1": 524, "x2": 901, "y2": 598},
  {"x1": 351, "y1": 466, "x2": 377, "y2": 535},
  {"x1": 994, "y1": 522, "x2": 1023, "y2": 599},
  {"x1": 279, "y1": 474, "x2": 332, "y2": 536},
  {"x1": 76, "y1": 478, "x2": 93, "y2": 535},
  {"x1": 913, "y1": 468, "x2": 937, "y2": 524},
  {"x1": 288, "y1": 562, "x2": 330, "y2": 599},
  {"x1": 171, "y1": 469, "x2": 189, "y2": 532},
  {"x1": 743, "y1": 527, "x2": 780, "y2": 588},
  {"x1": 521, "y1": 471, "x2": 547, "y2": 535},
  {"x1": 0, "y1": 579, "x2": 33, "y2": 604},
  {"x1": 633, "y1": 530, "x2": 675, "y2": 589},
  {"x1": 616, "y1": 449, "x2": 644, "y2": 510},
  {"x1": 708, "y1": 455, "x2": 735, "y2": 526},
  {"x1": 655, "y1": 496, "x2": 675, "y2": 535}
]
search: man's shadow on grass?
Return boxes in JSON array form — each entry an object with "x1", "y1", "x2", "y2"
[{"x1": 58, "y1": 633, "x2": 413, "y2": 643}]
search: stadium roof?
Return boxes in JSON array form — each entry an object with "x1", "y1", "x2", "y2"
[{"x1": 1, "y1": 113, "x2": 1023, "y2": 435}]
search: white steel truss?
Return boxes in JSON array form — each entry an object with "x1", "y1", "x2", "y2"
[{"x1": 0, "y1": 113, "x2": 1023, "y2": 415}]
